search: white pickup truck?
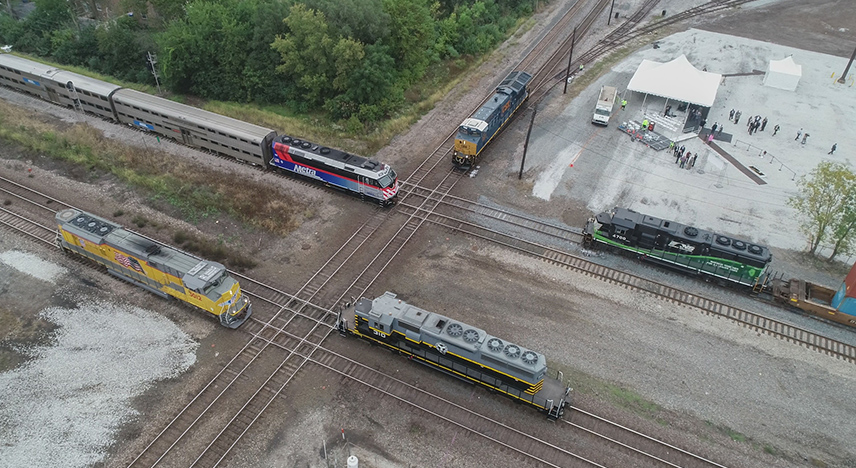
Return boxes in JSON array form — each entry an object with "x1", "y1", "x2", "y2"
[{"x1": 592, "y1": 86, "x2": 617, "y2": 125}]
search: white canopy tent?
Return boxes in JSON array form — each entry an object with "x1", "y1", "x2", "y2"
[
  {"x1": 763, "y1": 56, "x2": 801, "y2": 91},
  {"x1": 627, "y1": 54, "x2": 722, "y2": 108}
]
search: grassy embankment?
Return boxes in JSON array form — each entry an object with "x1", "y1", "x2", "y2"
[
  {"x1": 552, "y1": 363, "x2": 791, "y2": 461},
  {"x1": 0, "y1": 100, "x2": 310, "y2": 269}
]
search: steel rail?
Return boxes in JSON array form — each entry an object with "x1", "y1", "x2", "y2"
[
  {"x1": 398, "y1": 204, "x2": 856, "y2": 363},
  {"x1": 565, "y1": 407, "x2": 728, "y2": 468},
  {"x1": 0, "y1": 206, "x2": 56, "y2": 245},
  {"x1": 246, "y1": 317, "x2": 728, "y2": 468}
]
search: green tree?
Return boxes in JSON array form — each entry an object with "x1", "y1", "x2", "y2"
[
  {"x1": 16, "y1": 0, "x2": 74, "y2": 55},
  {"x1": 305, "y1": 0, "x2": 390, "y2": 45},
  {"x1": 382, "y1": 0, "x2": 435, "y2": 83},
  {"x1": 272, "y1": 4, "x2": 365, "y2": 107},
  {"x1": 95, "y1": 16, "x2": 145, "y2": 81},
  {"x1": 788, "y1": 161, "x2": 856, "y2": 255},
  {"x1": 158, "y1": 0, "x2": 283, "y2": 101},
  {"x1": 324, "y1": 43, "x2": 400, "y2": 121},
  {"x1": 52, "y1": 26, "x2": 99, "y2": 67},
  {"x1": 0, "y1": 13, "x2": 23, "y2": 44},
  {"x1": 826, "y1": 191, "x2": 856, "y2": 261}
]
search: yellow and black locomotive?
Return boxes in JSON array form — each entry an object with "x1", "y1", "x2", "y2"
[
  {"x1": 55, "y1": 208, "x2": 251, "y2": 328},
  {"x1": 340, "y1": 292, "x2": 570, "y2": 419}
]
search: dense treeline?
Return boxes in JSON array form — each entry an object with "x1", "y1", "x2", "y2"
[{"x1": 0, "y1": 0, "x2": 533, "y2": 124}]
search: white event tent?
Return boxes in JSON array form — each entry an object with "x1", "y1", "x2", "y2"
[
  {"x1": 627, "y1": 54, "x2": 722, "y2": 123},
  {"x1": 763, "y1": 56, "x2": 801, "y2": 91}
]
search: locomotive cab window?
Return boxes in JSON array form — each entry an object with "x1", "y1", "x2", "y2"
[
  {"x1": 203, "y1": 273, "x2": 226, "y2": 295},
  {"x1": 377, "y1": 169, "x2": 397, "y2": 188}
]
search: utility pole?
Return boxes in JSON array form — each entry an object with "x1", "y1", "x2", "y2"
[
  {"x1": 147, "y1": 52, "x2": 162, "y2": 95},
  {"x1": 607, "y1": 0, "x2": 616, "y2": 26},
  {"x1": 519, "y1": 103, "x2": 537, "y2": 180},
  {"x1": 563, "y1": 26, "x2": 577, "y2": 94},
  {"x1": 838, "y1": 44, "x2": 856, "y2": 84}
]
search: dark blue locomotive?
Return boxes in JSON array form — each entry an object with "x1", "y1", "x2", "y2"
[
  {"x1": 340, "y1": 292, "x2": 571, "y2": 419},
  {"x1": 453, "y1": 71, "x2": 532, "y2": 170}
]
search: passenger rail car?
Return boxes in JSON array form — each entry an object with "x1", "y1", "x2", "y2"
[
  {"x1": 271, "y1": 135, "x2": 398, "y2": 205},
  {"x1": 584, "y1": 207, "x2": 772, "y2": 287},
  {"x1": 110, "y1": 88, "x2": 276, "y2": 165},
  {"x1": 0, "y1": 54, "x2": 120, "y2": 120},
  {"x1": 0, "y1": 54, "x2": 396, "y2": 205},
  {"x1": 56, "y1": 208, "x2": 251, "y2": 328},
  {"x1": 340, "y1": 292, "x2": 570, "y2": 419},
  {"x1": 453, "y1": 70, "x2": 532, "y2": 170}
]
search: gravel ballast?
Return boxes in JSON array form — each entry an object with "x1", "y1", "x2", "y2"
[{"x1": 0, "y1": 250, "x2": 198, "y2": 468}]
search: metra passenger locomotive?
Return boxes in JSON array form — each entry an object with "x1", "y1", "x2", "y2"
[
  {"x1": 453, "y1": 70, "x2": 532, "y2": 170},
  {"x1": 56, "y1": 208, "x2": 251, "y2": 328},
  {"x1": 584, "y1": 207, "x2": 772, "y2": 286},
  {"x1": 271, "y1": 135, "x2": 398, "y2": 205},
  {"x1": 0, "y1": 54, "x2": 397, "y2": 205},
  {"x1": 340, "y1": 292, "x2": 570, "y2": 419}
]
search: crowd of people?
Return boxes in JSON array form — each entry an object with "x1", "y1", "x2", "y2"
[
  {"x1": 657, "y1": 106, "x2": 840, "y2": 174},
  {"x1": 672, "y1": 144, "x2": 696, "y2": 170}
]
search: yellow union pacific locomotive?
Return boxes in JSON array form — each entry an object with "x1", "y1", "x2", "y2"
[{"x1": 55, "y1": 208, "x2": 251, "y2": 328}]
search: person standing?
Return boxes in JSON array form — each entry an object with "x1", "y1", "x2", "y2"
[
  {"x1": 680, "y1": 153, "x2": 688, "y2": 168},
  {"x1": 802, "y1": 133, "x2": 809, "y2": 144},
  {"x1": 729, "y1": 109, "x2": 735, "y2": 121},
  {"x1": 829, "y1": 143, "x2": 837, "y2": 154},
  {"x1": 734, "y1": 110, "x2": 741, "y2": 124},
  {"x1": 690, "y1": 153, "x2": 698, "y2": 168},
  {"x1": 761, "y1": 117, "x2": 768, "y2": 131},
  {"x1": 717, "y1": 125, "x2": 724, "y2": 136},
  {"x1": 711, "y1": 122, "x2": 718, "y2": 134},
  {"x1": 675, "y1": 150, "x2": 681, "y2": 164},
  {"x1": 642, "y1": 118, "x2": 649, "y2": 129},
  {"x1": 773, "y1": 124, "x2": 780, "y2": 136},
  {"x1": 621, "y1": 99, "x2": 627, "y2": 110},
  {"x1": 700, "y1": 119, "x2": 707, "y2": 129},
  {"x1": 708, "y1": 133, "x2": 715, "y2": 145}
]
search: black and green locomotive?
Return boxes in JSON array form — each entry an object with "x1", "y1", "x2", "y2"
[
  {"x1": 340, "y1": 292, "x2": 570, "y2": 419},
  {"x1": 584, "y1": 207, "x2": 772, "y2": 287}
]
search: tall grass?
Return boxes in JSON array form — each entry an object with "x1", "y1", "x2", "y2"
[{"x1": 0, "y1": 100, "x2": 308, "y2": 268}]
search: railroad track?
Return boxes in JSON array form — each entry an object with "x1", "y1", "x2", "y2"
[
  {"x1": 0, "y1": 1, "x2": 844, "y2": 467},
  {"x1": 539, "y1": 0, "x2": 756, "y2": 98},
  {"x1": 241, "y1": 312, "x2": 730, "y2": 468},
  {"x1": 564, "y1": 407, "x2": 727, "y2": 468},
  {"x1": 395, "y1": 196, "x2": 856, "y2": 364},
  {"x1": 0, "y1": 176, "x2": 757, "y2": 467},
  {"x1": 0, "y1": 176, "x2": 69, "y2": 245}
]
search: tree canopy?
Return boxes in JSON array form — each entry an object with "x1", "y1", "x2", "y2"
[
  {"x1": 1, "y1": 0, "x2": 532, "y2": 125},
  {"x1": 788, "y1": 161, "x2": 856, "y2": 260}
]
